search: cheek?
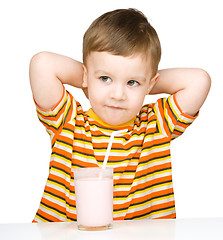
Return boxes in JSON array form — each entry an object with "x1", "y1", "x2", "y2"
[
  {"x1": 131, "y1": 90, "x2": 146, "y2": 103},
  {"x1": 130, "y1": 91, "x2": 146, "y2": 110},
  {"x1": 133, "y1": 98, "x2": 144, "y2": 110},
  {"x1": 88, "y1": 83, "x2": 105, "y2": 105}
]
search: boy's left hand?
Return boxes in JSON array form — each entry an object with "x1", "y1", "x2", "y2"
[{"x1": 150, "y1": 68, "x2": 211, "y2": 116}]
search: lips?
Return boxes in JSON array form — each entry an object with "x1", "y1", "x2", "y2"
[{"x1": 106, "y1": 105, "x2": 125, "y2": 110}]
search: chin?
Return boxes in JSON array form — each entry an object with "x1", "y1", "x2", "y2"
[{"x1": 105, "y1": 119, "x2": 127, "y2": 126}]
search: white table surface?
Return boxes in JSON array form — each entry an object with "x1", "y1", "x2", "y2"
[{"x1": 0, "y1": 218, "x2": 223, "y2": 240}]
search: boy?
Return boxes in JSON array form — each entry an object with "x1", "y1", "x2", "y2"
[{"x1": 29, "y1": 9, "x2": 211, "y2": 222}]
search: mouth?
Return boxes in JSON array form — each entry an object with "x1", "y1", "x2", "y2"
[{"x1": 106, "y1": 105, "x2": 125, "y2": 110}]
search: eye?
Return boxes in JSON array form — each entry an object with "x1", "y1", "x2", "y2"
[
  {"x1": 100, "y1": 76, "x2": 112, "y2": 83},
  {"x1": 127, "y1": 80, "x2": 139, "y2": 87}
]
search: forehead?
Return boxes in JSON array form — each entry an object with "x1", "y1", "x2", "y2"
[{"x1": 86, "y1": 51, "x2": 152, "y2": 78}]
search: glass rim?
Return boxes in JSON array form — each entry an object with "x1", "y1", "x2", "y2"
[{"x1": 74, "y1": 167, "x2": 113, "y2": 180}]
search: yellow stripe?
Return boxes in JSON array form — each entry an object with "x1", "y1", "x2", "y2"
[
  {"x1": 56, "y1": 141, "x2": 73, "y2": 150},
  {"x1": 94, "y1": 146, "x2": 140, "y2": 153},
  {"x1": 73, "y1": 151, "x2": 95, "y2": 160},
  {"x1": 115, "y1": 180, "x2": 172, "y2": 201},
  {"x1": 153, "y1": 106, "x2": 162, "y2": 134},
  {"x1": 141, "y1": 142, "x2": 170, "y2": 153},
  {"x1": 73, "y1": 139, "x2": 92, "y2": 146},
  {"x1": 43, "y1": 191, "x2": 75, "y2": 209},
  {"x1": 63, "y1": 97, "x2": 71, "y2": 122},
  {"x1": 51, "y1": 153, "x2": 72, "y2": 165},
  {"x1": 38, "y1": 116, "x2": 62, "y2": 129},
  {"x1": 139, "y1": 155, "x2": 171, "y2": 168},
  {"x1": 40, "y1": 203, "x2": 66, "y2": 218},
  {"x1": 134, "y1": 168, "x2": 172, "y2": 184},
  {"x1": 106, "y1": 158, "x2": 138, "y2": 167},
  {"x1": 47, "y1": 179, "x2": 73, "y2": 192},
  {"x1": 91, "y1": 135, "x2": 110, "y2": 140},
  {"x1": 134, "y1": 206, "x2": 175, "y2": 219},
  {"x1": 168, "y1": 97, "x2": 180, "y2": 120},
  {"x1": 114, "y1": 184, "x2": 131, "y2": 189},
  {"x1": 35, "y1": 214, "x2": 48, "y2": 222},
  {"x1": 164, "y1": 106, "x2": 174, "y2": 132},
  {"x1": 67, "y1": 218, "x2": 74, "y2": 222},
  {"x1": 50, "y1": 167, "x2": 72, "y2": 179},
  {"x1": 62, "y1": 129, "x2": 73, "y2": 134},
  {"x1": 113, "y1": 171, "x2": 135, "y2": 177},
  {"x1": 129, "y1": 194, "x2": 174, "y2": 210},
  {"x1": 173, "y1": 126, "x2": 184, "y2": 133},
  {"x1": 114, "y1": 194, "x2": 174, "y2": 215},
  {"x1": 114, "y1": 207, "x2": 175, "y2": 219},
  {"x1": 44, "y1": 191, "x2": 66, "y2": 205}
]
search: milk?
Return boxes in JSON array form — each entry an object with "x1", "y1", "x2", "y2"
[{"x1": 74, "y1": 168, "x2": 113, "y2": 230}]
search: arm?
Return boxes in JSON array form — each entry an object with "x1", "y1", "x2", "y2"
[
  {"x1": 29, "y1": 51, "x2": 84, "y2": 110},
  {"x1": 150, "y1": 68, "x2": 211, "y2": 116}
]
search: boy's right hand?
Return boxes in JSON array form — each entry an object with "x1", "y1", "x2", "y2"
[{"x1": 29, "y1": 51, "x2": 84, "y2": 110}]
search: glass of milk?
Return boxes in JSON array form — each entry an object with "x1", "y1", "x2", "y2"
[{"x1": 74, "y1": 167, "x2": 113, "y2": 231}]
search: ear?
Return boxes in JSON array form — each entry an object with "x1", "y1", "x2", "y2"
[
  {"x1": 82, "y1": 65, "x2": 88, "y2": 88},
  {"x1": 147, "y1": 73, "x2": 160, "y2": 94}
]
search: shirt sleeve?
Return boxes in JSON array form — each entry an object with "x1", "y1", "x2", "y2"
[
  {"x1": 153, "y1": 94, "x2": 198, "y2": 140},
  {"x1": 34, "y1": 85, "x2": 76, "y2": 145}
]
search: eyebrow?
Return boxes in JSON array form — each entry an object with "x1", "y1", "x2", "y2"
[
  {"x1": 94, "y1": 70, "x2": 147, "y2": 82},
  {"x1": 94, "y1": 70, "x2": 112, "y2": 76}
]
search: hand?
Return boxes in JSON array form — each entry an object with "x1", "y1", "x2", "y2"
[
  {"x1": 151, "y1": 68, "x2": 211, "y2": 116},
  {"x1": 30, "y1": 52, "x2": 85, "y2": 110}
]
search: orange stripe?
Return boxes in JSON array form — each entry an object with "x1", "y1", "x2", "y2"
[
  {"x1": 41, "y1": 197, "x2": 66, "y2": 215},
  {"x1": 36, "y1": 208, "x2": 63, "y2": 222},
  {"x1": 125, "y1": 200, "x2": 175, "y2": 219}
]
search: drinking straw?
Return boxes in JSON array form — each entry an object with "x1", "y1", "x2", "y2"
[{"x1": 102, "y1": 129, "x2": 128, "y2": 169}]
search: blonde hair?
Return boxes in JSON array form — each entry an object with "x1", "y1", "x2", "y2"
[{"x1": 83, "y1": 8, "x2": 161, "y2": 77}]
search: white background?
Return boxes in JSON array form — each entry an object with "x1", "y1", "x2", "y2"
[{"x1": 0, "y1": 0, "x2": 222, "y2": 223}]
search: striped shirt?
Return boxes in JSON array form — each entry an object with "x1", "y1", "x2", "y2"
[{"x1": 33, "y1": 86, "x2": 197, "y2": 222}]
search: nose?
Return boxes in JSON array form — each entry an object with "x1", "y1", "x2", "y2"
[{"x1": 109, "y1": 83, "x2": 126, "y2": 101}]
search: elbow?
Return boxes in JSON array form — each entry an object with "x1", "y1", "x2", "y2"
[
  {"x1": 30, "y1": 51, "x2": 50, "y2": 69},
  {"x1": 29, "y1": 51, "x2": 51, "y2": 83},
  {"x1": 196, "y1": 68, "x2": 211, "y2": 94}
]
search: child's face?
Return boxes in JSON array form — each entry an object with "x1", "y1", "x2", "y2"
[{"x1": 83, "y1": 51, "x2": 158, "y2": 126}]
